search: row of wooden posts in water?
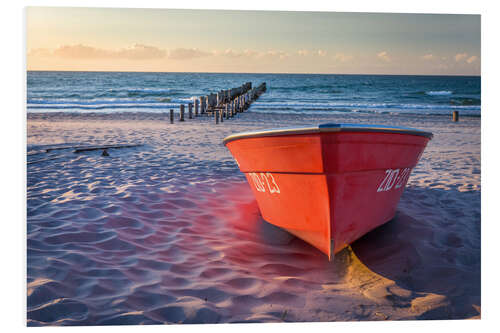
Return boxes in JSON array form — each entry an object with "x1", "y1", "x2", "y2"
[
  {"x1": 166, "y1": 82, "x2": 462, "y2": 123},
  {"x1": 169, "y1": 82, "x2": 267, "y2": 124}
]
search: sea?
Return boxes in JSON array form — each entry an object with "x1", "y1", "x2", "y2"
[{"x1": 27, "y1": 71, "x2": 481, "y2": 117}]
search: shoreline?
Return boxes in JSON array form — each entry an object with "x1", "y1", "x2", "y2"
[{"x1": 26, "y1": 110, "x2": 481, "y2": 122}]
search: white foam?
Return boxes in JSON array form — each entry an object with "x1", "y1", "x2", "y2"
[{"x1": 425, "y1": 90, "x2": 453, "y2": 96}]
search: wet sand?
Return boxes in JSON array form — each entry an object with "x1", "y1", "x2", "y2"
[{"x1": 27, "y1": 111, "x2": 480, "y2": 325}]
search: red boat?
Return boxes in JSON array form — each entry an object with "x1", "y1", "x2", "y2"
[{"x1": 223, "y1": 123, "x2": 432, "y2": 259}]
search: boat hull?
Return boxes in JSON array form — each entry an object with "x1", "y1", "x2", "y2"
[{"x1": 225, "y1": 127, "x2": 431, "y2": 258}]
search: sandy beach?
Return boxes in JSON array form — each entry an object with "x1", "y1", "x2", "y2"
[{"x1": 26, "y1": 111, "x2": 480, "y2": 325}]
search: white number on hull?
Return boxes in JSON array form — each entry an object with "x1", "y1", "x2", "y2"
[
  {"x1": 267, "y1": 173, "x2": 280, "y2": 194},
  {"x1": 395, "y1": 168, "x2": 411, "y2": 189},
  {"x1": 377, "y1": 168, "x2": 412, "y2": 192},
  {"x1": 248, "y1": 172, "x2": 280, "y2": 194}
]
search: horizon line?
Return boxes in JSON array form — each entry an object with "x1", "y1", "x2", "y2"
[{"x1": 26, "y1": 69, "x2": 481, "y2": 77}]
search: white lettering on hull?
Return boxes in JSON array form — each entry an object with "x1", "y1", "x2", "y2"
[
  {"x1": 377, "y1": 168, "x2": 412, "y2": 192},
  {"x1": 248, "y1": 172, "x2": 280, "y2": 194}
]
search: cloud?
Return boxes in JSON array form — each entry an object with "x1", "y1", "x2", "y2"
[
  {"x1": 167, "y1": 48, "x2": 211, "y2": 60},
  {"x1": 242, "y1": 50, "x2": 260, "y2": 58},
  {"x1": 212, "y1": 49, "x2": 288, "y2": 60},
  {"x1": 226, "y1": 49, "x2": 244, "y2": 58},
  {"x1": 297, "y1": 49, "x2": 334, "y2": 58},
  {"x1": 117, "y1": 44, "x2": 166, "y2": 60},
  {"x1": 377, "y1": 51, "x2": 391, "y2": 62},
  {"x1": 422, "y1": 54, "x2": 434, "y2": 60},
  {"x1": 53, "y1": 44, "x2": 112, "y2": 59},
  {"x1": 28, "y1": 48, "x2": 53, "y2": 57},
  {"x1": 455, "y1": 53, "x2": 468, "y2": 62},
  {"x1": 30, "y1": 44, "x2": 294, "y2": 62},
  {"x1": 211, "y1": 49, "x2": 242, "y2": 58},
  {"x1": 334, "y1": 53, "x2": 353, "y2": 63},
  {"x1": 215, "y1": 49, "x2": 262, "y2": 58},
  {"x1": 297, "y1": 49, "x2": 309, "y2": 56},
  {"x1": 466, "y1": 55, "x2": 478, "y2": 64},
  {"x1": 47, "y1": 43, "x2": 166, "y2": 60},
  {"x1": 263, "y1": 50, "x2": 290, "y2": 60}
]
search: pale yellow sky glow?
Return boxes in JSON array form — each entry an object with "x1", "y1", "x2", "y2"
[{"x1": 26, "y1": 7, "x2": 481, "y2": 75}]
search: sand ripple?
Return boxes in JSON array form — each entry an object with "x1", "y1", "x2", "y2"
[{"x1": 27, "y1": 112, "x2": 480, "y2": 325}]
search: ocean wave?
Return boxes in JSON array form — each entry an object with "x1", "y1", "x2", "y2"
[
  {"x1": 27, "y1": 99, "x2": 481, "y2": 115},
  {"x1": 124, "y1": 88, "x2": 175, "y2": 97},
  {"x1": 450, "y1": 97, "x2": 481, "y2": 106},
  {"x1": 27, "y1": 103, "x2": 180, "y2": 111},
  {"x1": 26, "y1": 72, "x2": 481, "y2": 117},
  {"x1": 27, "y1": 97, "x2": 193, "y2": 106},
  {"x1": 270, "y1": 84, "x2": 347, "y2": 93},
  {"x1": 250, "y1": 107, "x2": 481, "y2": 117},
  {"x1": 425, "y1": 90, "x2": 453, "y2": 96},
  {"x1": 28, "y1": 87, "x2": 180, "y2": 100},
  {"x1": 251, "y1": 101, "x2": 480, "y2": 110}
]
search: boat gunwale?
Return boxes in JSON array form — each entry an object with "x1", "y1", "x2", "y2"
[{"x1": 223, "y1": 123, "x2": 433, "y2": 144}]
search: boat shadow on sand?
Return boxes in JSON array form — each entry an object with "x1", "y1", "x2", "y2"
[
  {"x1": 344, "y1": 186, "x2": 480, "y2": 320},
  {"x1": 252, "y1": 184, "x2": 480, "y2": 321}
]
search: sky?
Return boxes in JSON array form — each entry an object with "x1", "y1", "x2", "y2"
[{"x1": 26, "y1": 7, "x2": 481, "y2": 75}]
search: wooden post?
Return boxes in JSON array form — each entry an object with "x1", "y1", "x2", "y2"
[
  {"x1": 170, "y1": 109, "x2": 174, "y2": 124},
  {"x1": 220, "y1": 108, "x2": 224, "y2": 123},
  {"x1": 180, "y1": 104, "x2": 185, "y2": 121},
  {"x1": 188, "y1": 103, "x2": 193, "y2": 119},
  {"x1": 201, "y1": 96, "x2": 206, "y2": 114},
  {"x1": 215, "y1": 110, "x2": 219, "y2": 124},
  {"x1": 209, "y1": 94, "x2": 215, "y2": 109},
  {"x1": 194, "y1": 99, "x2": 199, "y2": 117},
  {"x1": 198, "y1": 97, "x2": 203, "y2": 115},
  {"x1": 217, "y1": 92, "x2": 222, "y2": 106},
  {"x1": 226, "y1": 104, "x2": 229, "y2": 119},
  {"x1": 453, "y1": 111, "x2": 459, "y2": 122},
  {"x1": 207, "y1": 95, "x2": 214, "y2": 113}
]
